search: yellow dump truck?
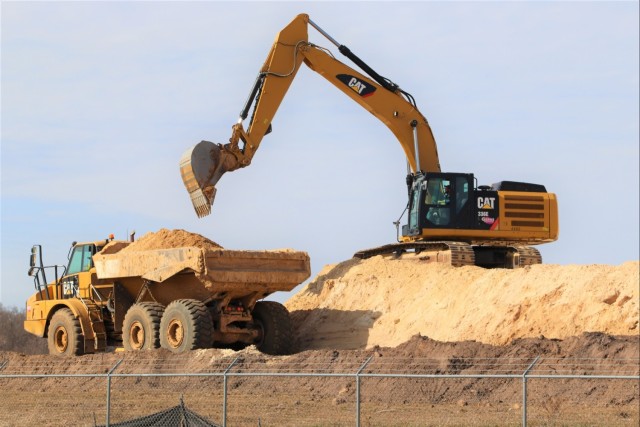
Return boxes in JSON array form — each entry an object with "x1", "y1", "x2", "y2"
[{"x1": 24, "y1": 236, "x2": 310, "y2": 356}]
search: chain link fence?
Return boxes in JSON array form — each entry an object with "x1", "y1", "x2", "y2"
[{"x1": 0, "y1": 354, "x2": 638, "y2": 426}]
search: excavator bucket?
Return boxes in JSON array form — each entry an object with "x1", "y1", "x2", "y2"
[{"x1": 179, "y1": 141, "x2": 236, "y2": 218}]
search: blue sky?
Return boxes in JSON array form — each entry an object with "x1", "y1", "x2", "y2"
[{"x1": 2, "y1": 1, "x2": 638, "y2": 308}]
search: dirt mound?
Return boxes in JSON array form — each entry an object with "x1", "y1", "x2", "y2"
[
  {"x1": 286, "y1": 257, "x2": 639, "y2": 349},
  {"x1": 2, "y1": 334, "x2": 637, "y2": 426},
  {"x1": 1, "y1": 332, "x2": 636, "y2": 380},
  {"x1": 119, "y1": 228, "x2": 222, "y2": 252},
  {"x1": 1, "y1": 333, "x2": 637, "y2": 425}
]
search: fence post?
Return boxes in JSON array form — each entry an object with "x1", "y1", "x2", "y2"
[
  {"x1": 355, "y1": 355, "x2": 374, "y2": 427},
  {"x1": 522, "y1": 356, "x2": 540, "y2": 427},
  {"x1": 105, "y1": 358, "x2": 124, "y2": 427},
  {"x1": 222, "y1": 357, "x2": 239, "y2": 427}
]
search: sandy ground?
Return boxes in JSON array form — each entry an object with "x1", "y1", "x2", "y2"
[
  {"x1": 286, "y1": 255, "x2": 639, "y2": 349},
  {"x1": 0, "y1": 333, "x2": 638, "y2": 426},
  {"x1": 4, "y1": 229, "x2": 638, "y2": 425}
]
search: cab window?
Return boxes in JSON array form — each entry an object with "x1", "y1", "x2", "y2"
[
  {"x1": 67, "y1": 245, "x2": 95, "y2": 275},
  {"x1": 408, "y1": 182, "x2": 422, "y2": 230},
  {"x1": 424, "y1": 178, "x2": 451, "y2": 226},
  {"x1": 455, "y1": 176, "x2": 469, "y2": 214}
]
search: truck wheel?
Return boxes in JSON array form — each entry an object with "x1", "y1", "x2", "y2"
[
  {"x1": 160, "y1": 299, "x2": 213, "y2": 353},
  {"x1": 122, "y1": 302, "x2": 164, "y2": 351},
  {"x1": 252, "y1": 301, "x2": 294, "y2": 355},
  {"x1": 47, "y1": 308, "x2": 84, "y2": 356}
]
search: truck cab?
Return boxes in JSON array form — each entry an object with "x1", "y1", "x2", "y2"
[
  {"x1": 59, "y1": 241, "x2": 106, "y2": 299},
  {"x1": 24, "y1": 239, "x2": 113, "y2": 354}
]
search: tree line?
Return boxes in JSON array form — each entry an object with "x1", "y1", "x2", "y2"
[{"x1": 0, "y1": 304, "x2": 47, "y2": 354}]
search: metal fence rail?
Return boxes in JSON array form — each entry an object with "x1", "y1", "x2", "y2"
[{"x1": 1, "y1": 355, "x2": 638, "y2": 426}]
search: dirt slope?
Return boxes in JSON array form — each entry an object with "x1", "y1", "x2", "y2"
[
  {"x1": 286, "y1": 256, "x2": 639, "y2": 350},
  {"x1": 1, "y1": 334, "x2": 637, "y2": 426}
]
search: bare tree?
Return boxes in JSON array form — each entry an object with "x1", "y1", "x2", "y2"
[{"x1": 0, "y1": 304, "x2": 47, "y2": 354}]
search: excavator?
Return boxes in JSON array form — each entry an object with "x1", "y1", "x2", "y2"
[{"x1": 179, "y1": 14, "x2": 559, "y2": 268}]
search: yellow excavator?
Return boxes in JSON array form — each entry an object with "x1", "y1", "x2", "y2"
[{"x1": 179, "y1": 14, "x2": 558, "y2": 268}]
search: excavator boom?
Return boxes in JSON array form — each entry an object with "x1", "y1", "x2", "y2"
[
  {"x1": 180, "y1": 14, "x2": 440, "y2": 217},
  {"x1": 179, "y1": 13, "x2": 559, "y2": 268}
]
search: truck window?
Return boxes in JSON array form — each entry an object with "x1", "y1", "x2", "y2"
[{"x1": 67, "y1": 245, "x2": 94, "y2": 275}]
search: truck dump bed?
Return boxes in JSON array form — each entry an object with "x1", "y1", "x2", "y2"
[
  {"x1": 94, "y1": 247, "x2": 311, "y2": 291},
  {"x1": 93, "y1": 246, "x2": 311, "y2": 298}
]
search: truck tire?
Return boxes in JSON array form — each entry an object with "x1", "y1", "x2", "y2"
[
  {"x1": 160, "y1": 299, "x2": 213, "y2": 353},
  {"x1": 252, "y1": 301, "x2": 294, "y2": 355},
  {"x1": 47, "y1": 308, "x2": 84, "y2": 356},
  {"x1": 122, "y1": 302, "x2": 164, "y2": 351}
]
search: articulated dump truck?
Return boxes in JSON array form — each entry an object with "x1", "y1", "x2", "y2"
[{"x1": 24, "y1": 233, "x2": 310, "y2": 356}]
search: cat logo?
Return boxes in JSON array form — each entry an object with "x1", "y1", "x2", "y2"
[
  {"x1": 336, "y1": 74, "x2": 376, "y2": 97},
  {"x1": 477, "y1": 196, "x2": 496, "y2": 210},
  {"x1": 348, "y1": 78, "x2": 367, "y2": 94}
]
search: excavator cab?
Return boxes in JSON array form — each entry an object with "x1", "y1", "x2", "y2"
[
  {"x1": 405, "y1": 171, "x2": 555, "y2": 239},
  {"x1": 404, "y1": 173, "x2": 475, "y2": 238}
]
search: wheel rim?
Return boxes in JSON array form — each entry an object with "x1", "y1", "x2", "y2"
[
  {"x1": 53, "y1": 326, "x2": 68, "y2": 353},
  {"x1": 129, "y1": 321, "x2": 145, "y2": 350},
  {"x1": 167, "y1": 319, "x2": 184, "y2": 348}
]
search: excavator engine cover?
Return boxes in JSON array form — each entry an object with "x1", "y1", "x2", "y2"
[{"x1": 180, "y1": 140, "x2": 234, "y2": 217}]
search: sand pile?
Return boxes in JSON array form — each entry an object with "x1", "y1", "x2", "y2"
[
  {"x1": 123, "y1": 228, "x2": 222, "y2": 251},
  {"x1": 100, "y1": 229, "x2": 223, "y2": 255},
  {"x1": 286, "y1": 256, "x2": 639, "y2": 350}
]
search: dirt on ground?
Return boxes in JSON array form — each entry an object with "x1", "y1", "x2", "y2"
[
  {"x1": 4, "y1": 228, "x2": 638, "y2": 425},
  {"x1": 286, "y1": 256, "x2": 639, "y2": 350},
  {"x1": 0, "y1": 333, "x2": 638, "y2": 426},
  {"x1": 1, "y1": 331, "x2": 638, "y2": 382}
]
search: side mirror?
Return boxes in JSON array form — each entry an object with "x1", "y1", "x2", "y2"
[
  {"x1": 28, "y1": 246, "x2": 39, "y2": 277},
  {"x1": 30, "y1": 246, "x2": 37, "y2": 268}
]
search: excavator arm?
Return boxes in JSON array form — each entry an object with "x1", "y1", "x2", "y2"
[{"x1": 180, "y1": 14, "x2": 441, "y2": 217}]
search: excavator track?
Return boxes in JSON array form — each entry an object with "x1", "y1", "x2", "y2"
[
  {"x1": 514, "y1": 246, "x2": 542, "y2": 267},
  {"x1": 353, "y1": 241, "x2": 476, "y2": 267},
  {"x1": 354, "y1": 242, "x2": 543, "y2": 269}
]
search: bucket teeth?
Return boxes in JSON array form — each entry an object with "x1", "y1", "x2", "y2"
[
  {"x1": 189, "y1": 188, "x2": 214, "y2": 218},
  {"x1": 180, "y1": 140, "x2": 237, "y2": 218}
]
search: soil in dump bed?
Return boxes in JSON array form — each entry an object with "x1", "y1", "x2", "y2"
[{"x1": 119, "y1": 229, "x2": 223, "y2": 253}]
